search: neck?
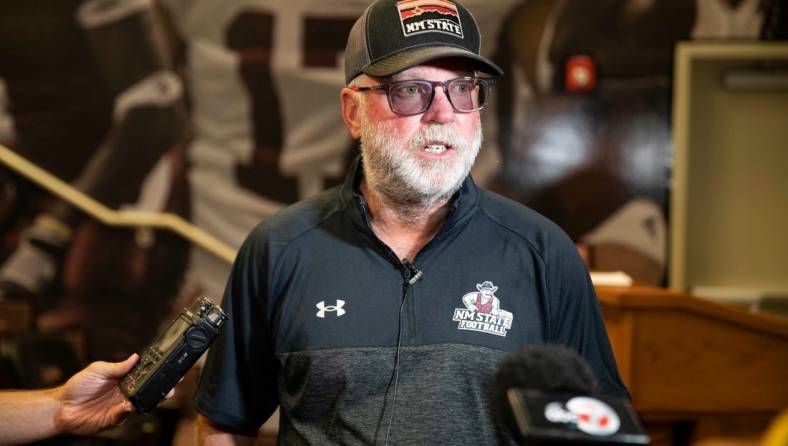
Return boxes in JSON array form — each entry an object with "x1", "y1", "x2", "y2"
[{"x1": 360, "y1": 179, "x2": 452, "y2": 262}]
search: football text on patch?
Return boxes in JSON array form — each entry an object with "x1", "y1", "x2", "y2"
[{"x1": 452, "y1": 281, "x2": 513, "y2": 337}]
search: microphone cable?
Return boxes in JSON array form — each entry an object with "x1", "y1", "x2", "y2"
[
  {"x1": 383, "y1": 261, "x2": 421, "y2": 446},
  {"x1": 383, "y1": 287, "x2": 407, "y2": 446}
]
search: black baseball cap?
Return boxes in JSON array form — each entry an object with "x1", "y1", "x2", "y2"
[{"x1": 344, "y1": 0, "x2": 503, "y2": 84}]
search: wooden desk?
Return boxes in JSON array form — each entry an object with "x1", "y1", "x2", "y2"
[{"x1": 598, "y1": 286, "x2": 788, "y2": 445}]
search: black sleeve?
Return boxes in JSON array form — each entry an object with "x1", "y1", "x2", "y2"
[
  {"x1": 193, "y1": 225, "x2": 280, "y2": 432},
  {"x1": 546, "y1": 227, "x2": 631, "y2": 400}
]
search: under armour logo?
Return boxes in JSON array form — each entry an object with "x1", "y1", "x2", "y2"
[{"x1": 316, "y1": 300, "x2": 346, "y2": 318}]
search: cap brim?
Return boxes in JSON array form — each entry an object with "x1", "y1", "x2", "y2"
[{"x1": 363, "y1": 46, "x2": 503, "y2": 79}]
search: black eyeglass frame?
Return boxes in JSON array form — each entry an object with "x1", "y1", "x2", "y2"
[{"x1": 349, "y1": 76, "x2": 496, "y2": 116}]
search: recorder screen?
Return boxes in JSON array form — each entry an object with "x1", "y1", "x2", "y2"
[{"x1": 156, "y1": 316, "x2": 191, "y2": 353}]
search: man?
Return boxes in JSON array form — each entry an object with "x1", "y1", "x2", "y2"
[
  {"x1": 0, "y1": 354, "x2": 141, "y2": 443},
  {"x1": 194, "y1": 0, "x2": 628, "y2": 444}
]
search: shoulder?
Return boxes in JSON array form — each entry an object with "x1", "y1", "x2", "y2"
[
  {"x1": 475, "y1": 188, "x2": 577, "y2": 261},
  {"x1": 241, "y1": 186, "x2": 344, "y2": 255}
]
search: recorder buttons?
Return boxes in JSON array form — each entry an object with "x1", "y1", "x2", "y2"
[{"x1": 185, "y1": 327, "x2": 210, "y2": 350}]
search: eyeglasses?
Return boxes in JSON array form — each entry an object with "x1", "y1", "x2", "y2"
[{"x1": 349, "y1": 76, "x2": 495, "y2": 116}]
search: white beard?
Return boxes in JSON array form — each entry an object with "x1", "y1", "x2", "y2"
[{"x1": 360, "y1": 118, "x2": 482, "y2": 206}]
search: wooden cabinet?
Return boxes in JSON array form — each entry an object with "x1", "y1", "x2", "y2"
[{"x1": 599, "y1": 286, "x2": 788, "y2": 445}]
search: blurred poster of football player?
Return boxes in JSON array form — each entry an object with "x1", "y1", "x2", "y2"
[
  {"x1": 761, "y1": 0, "x2": 788, "y2": 39},
  {"x1": 156, "y1": 0, "x2": 518, "y2": 304},
  {"x1": 493, "y1": 0, "x2": 768, "y2": 285},
  {"x1": 0, "y1": 81, "x2": 12, "y2": 146},
  {"x1": 0, "y1": 81, "x2": 16, "y2": 228},
  {"x1": 692, "y1": 0, "x2": 764, "y2": 38},
  {"x1": 0, "y1": 0, "x2": 189, "y2": 355}
]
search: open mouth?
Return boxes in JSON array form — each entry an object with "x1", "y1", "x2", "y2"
[{"x1": 423, "y1": 142, "x2": 453, "y2": 154}]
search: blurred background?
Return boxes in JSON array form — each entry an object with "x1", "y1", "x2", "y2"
[{"x1": 0, "y1": 0, "x2": 786, "y2": 445}]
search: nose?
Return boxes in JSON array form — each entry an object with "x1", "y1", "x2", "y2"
[{"x1": 421, "y1": 85, "x2": 456, "y2": 124}]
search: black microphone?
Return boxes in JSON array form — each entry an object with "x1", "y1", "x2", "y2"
[
  {"x1": 408, "y1": 268, "x2": 422, "y2": 285},
  {"x1": 494, "y1": 345, "x2": 649, "y2": 445},
  {"x1": 402, "y1": 261, "x2": 422, "y2": 285}
]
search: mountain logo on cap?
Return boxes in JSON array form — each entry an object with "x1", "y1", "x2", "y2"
[{"x1": 396, "y1": 0, "x2": 464, "y2": 39}]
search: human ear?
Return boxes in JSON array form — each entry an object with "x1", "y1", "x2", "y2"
[{"x1": 340, "y1": 88, "x2": 363, "y2": 139}]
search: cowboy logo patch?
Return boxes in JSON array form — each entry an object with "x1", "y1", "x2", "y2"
[
  {"x1": 452, "y1": 281, "x2": 513, "y2": 337},
  {"x1": 396, "y1": 0, "x2": 464, "y2": 38}
]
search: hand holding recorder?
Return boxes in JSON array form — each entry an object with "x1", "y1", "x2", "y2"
[{"x1": 119, "y1": 296, "x2": 227, "y2": 414}]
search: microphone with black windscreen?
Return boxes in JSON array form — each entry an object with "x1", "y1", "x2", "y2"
[{"x1": 494, "y1": 345, "x2": 649, "y2": 445}]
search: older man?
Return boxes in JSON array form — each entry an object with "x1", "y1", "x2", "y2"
[{"x1": 194, "y1": 0, "x2": 628, "y2": 444}]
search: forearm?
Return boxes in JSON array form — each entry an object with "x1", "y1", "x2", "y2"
[
  {"x1": 196, "y1": 415, "x2": 257, "y2": 446},
  {"x1": 0, "y1": 386, "x2": 62, "y2": 444}
]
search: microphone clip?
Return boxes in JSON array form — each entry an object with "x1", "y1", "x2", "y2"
[{"x1": 402, "y1": 261, "x2": 423, "y2": 285}]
